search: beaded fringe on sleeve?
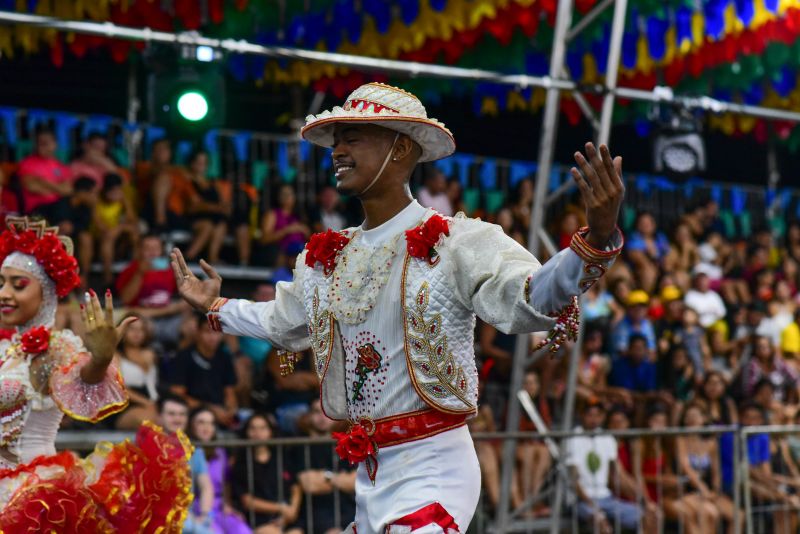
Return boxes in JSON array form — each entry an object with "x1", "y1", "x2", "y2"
[{"x1": 533, "y1": 227, "x2": 623, "y2": 354}]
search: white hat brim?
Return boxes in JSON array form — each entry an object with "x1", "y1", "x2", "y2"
[{"x1": 301, "y1": 111, "x2": 455, "y2": 163}]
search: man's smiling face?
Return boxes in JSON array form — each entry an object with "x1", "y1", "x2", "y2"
[{"x1": 331, "y1": 123, "x2": 400, "y2": 197}]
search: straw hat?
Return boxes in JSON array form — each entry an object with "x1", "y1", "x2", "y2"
[{"x1": 301, "y1": 82, "x2": 455, "y2": 162}]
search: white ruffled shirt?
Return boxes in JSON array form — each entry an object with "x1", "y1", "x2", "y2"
[{"x1": 216, "y1": 201, "x2": 621, "y2": 421}]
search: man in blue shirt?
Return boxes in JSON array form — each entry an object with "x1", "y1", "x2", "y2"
[
  {"x1": 609, "y1": 334, "x2": 658, "y2": 392},
  {"x1": 741, "y1": 401, "x2": 800, "y2": 529},
  {"x1": 158, "y1": 394, "x2": 215, "y2": 534},
  {"x1": 610, "y1": 290, "x2": 657, "y2": 360}
]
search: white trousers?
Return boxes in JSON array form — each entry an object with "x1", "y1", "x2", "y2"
[{"x1": 348, "y1": 425, "x2": 481, "y2": 534}]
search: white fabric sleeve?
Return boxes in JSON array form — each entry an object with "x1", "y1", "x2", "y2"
[
  {"x1": 212, "y1": 263, "x2": 311, "y2": 352},
  {"x1": 441, "y1": 217, "x2": 622, "y2": 335}
]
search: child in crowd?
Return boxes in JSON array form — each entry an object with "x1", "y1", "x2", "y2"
[
  {"x1": 94, "y1": 172, "x2": 139, "y2": 285},
  {"x1": 71, "y1": 175, "x2": 98, "y2": 289}
]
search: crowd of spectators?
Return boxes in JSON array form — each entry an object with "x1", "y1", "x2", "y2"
[
  {"x1": 0, "y1": 129, "x2": 354, "y2": 287},
  {"x1": 475, "y1": 189, "x2": 800, "y2": 532},
  {"x1": 3, "y1": 127, "x2": 800, "y2": 532}
]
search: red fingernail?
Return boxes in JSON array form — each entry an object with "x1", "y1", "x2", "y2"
[
  {"x1": 80, "y1": 304, "x2": 84, "y2": 310},
  {"x1": 105, "y1": 289, "x2": 111, "y2": 297},
  {"x1": 89, "y1": 289, "x2": 96, "y2": 297}
]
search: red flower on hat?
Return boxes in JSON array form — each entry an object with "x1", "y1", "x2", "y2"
[
  {"x1": 305, "y1": 229, "x2": 350, "y2": 276},
  {"x1": 20, "y1": 326, "x2": 50, "y2": 355},
  {"x1": 333, "y1": 423, "x2": 377, "y2": 465},
  {"x1": 405, "y1": 214, "x2": 450, "y2": 264}
]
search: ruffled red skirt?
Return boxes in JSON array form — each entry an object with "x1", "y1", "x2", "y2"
[{"x1": 0, "y1": 421, "x2": 193, "y2": 534}]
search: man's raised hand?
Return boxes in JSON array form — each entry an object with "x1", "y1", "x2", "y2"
[
  {"x1": 570, "y1": 142, "x2": 625, "y2": 248},
  {"x1": 170, "y1": 248, "x2": 222, "y2": 312}
]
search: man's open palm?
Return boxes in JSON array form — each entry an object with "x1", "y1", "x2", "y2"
[
  {"x1": 170, "y1": 248, "x2": 222, "y2": 312},
  {"x1": 570, "y1": 142, "x2": 625, "y2": 247}
]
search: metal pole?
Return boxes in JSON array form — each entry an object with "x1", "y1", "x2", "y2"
[
  {"x1": 497, "y1": 2, "x2": 575, "y2": 532},
  {"x1": 597, "y1": 0, "x2": 628, "y2": 145},
  {"x1": 550, "y1": 302, "x2": 585, "y2": 534},
  {"x1": 732, "y1": 428, "x2": 741, "y2": 534},
  {"x1": 766, "y1": 131, "x2": 781, "y2": 230},
  {"x1": 125, "y1": 58, "x2": 141, "y2": 169},
  {"x1": 741, "y1": 429, "x2": 754, "y2": 534},
  {"x1": 566, "y1": 0, "x2": 614, "y2": 42},
  {"x1": 246, "y1": 445, "x2": 256, "y2": 528}
]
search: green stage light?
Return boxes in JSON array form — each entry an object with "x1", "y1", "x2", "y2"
[{"x1": 176, "y1": 91, "x2": 209, "y2": 122}]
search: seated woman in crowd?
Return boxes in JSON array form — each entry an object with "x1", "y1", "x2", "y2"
[
  {"x1": 606, "y1": 406, "x2": 640, "y2": 500},
  {"x1": 70, "y1": 132, "x2": 122, "y2": 189},
  {"x1": 743, "y1": 335, "x2": 799, "y2": 404},
  {"x1": 633, "y1": 404, "x2": 712, "y2": 534},
  {"x1": 675, "y1": 402, "x2": 738, "y2": 534},
  {"x1": 517, "y1": 371, "x2": 553, "y2": 517},
  {"x1": 135, "y1": 138, "x2": 193, "y2": 231},
  {"x1": 184, "y1": 149, "x2": 230, "y2": 264},
  {"x1": 232, "y1": 414, "x2": 302, "y2": 534},
  {"x1": 696, "y1": 371, "x2": 738, "y2": 494},
  {"x1": 189, "y1": 407, "x2": 252, "y2": 534},
  {"x1": 663, "y1": 222, "x2": 700, "y2": 293},
  {"x1": 112, "y1": 312, "x2": 159, "y2": 430},
  {"x1": 258, "y1": 183, "x2": 310, "y2": 266},
  {"x1": 626, "y1": 211, "x2": 670, "y2": 294},
  {"x1": 467, "y1": 381, "x2": 517, "y2": 512},
  {"x1": 658, "y1": 344, "x2": 696, "y2": 418}
]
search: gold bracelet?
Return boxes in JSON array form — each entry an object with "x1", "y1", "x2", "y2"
[
  {"x1": 206, "y1": 297, "x2": 229, "y2": 332},
  {"x1": 206, "y1": 297, "x2": 229, "y2": 314}
]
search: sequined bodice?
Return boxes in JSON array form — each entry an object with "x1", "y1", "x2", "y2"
[{"x1": 0, "y1": 338, "x2": 62, "y2": 467}]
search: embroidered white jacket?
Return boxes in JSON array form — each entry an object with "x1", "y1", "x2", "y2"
[{"x1": 214, "y1": 201, "x2": 621, "y2": 421}]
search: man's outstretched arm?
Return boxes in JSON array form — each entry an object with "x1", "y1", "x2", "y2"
[
  {"x1": 447, "y1": 143, "x2": 624, "y2": 335},
  {"x1": 170, "y1": 248, "x2": 310, "y2": 351}
]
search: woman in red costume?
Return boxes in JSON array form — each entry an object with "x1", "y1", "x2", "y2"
[{"x1": 0, "y1": 216, "x2": 192, "y2": 533}]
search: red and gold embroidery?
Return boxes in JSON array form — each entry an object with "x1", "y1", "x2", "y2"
[
  {"x1": 277, "y1": 350, "x2": 298, "y2": 376},
  {"x1": 406, "y1": 282, "x2": 470, "y2": 405},
  {"x1": 206, "y1": 297, "x2": 229, "y2": 332},
  {"x1": 569, "y1": 226, "x2": 623, "y2": 292},
  {"x1": 351, "y1": 343, "x2": 383, "y2": 403},
  {"x1": 579, "y1": 263, "x2": 607, "y2": 292},
  {"x1": 307, "y1": 287, "x2": 333, "y2": 378},
  {"x1": 523, "y1": 274, "x2": 533, "y2": 304}
]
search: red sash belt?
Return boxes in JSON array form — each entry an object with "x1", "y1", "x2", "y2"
[{"x1": 333, "y1": 409, "x2": 467, "y2": 485}]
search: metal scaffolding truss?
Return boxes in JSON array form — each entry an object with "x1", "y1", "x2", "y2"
[{"x1": 0, "y1": 7, "x2": 789, "y2": 533}]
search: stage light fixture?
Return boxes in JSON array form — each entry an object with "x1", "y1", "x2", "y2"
[
  {"x1": 145, "y1": 43, "x2": 226, "y2": 135},
  {"x1": 176, "y1": 91, "x2": 209, "y2": 122},
  {"x1": 651, "y1": 104, "x2": 706, "y2": 176},
  {"x1": 654, "y1": 132, "x2": 706, "y2": 175},
  {"x1": 195, "y1": 45, "x2": 215, "y2": 62}
]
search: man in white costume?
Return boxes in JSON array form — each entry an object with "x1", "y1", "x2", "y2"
[{"x1": 171, "y1": 82, "x2": 625, "y2": 533}]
